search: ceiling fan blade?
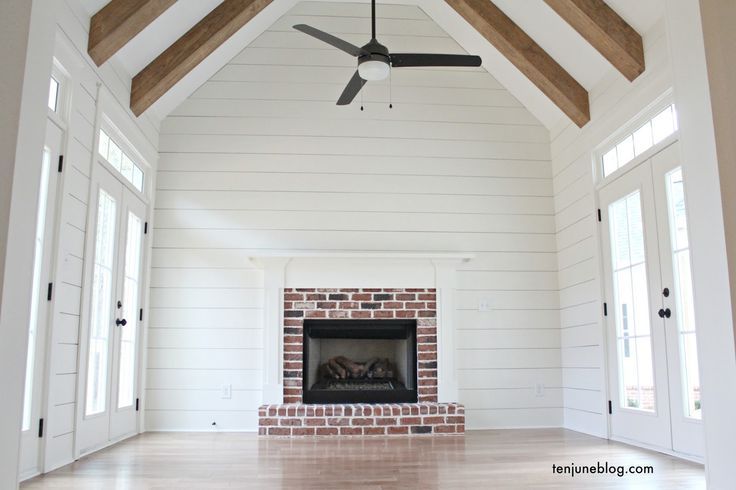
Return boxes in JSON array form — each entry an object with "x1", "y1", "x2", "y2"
[
  {"x1": 293, "y1": 24, "x2": 364, "y2": 57},
  {"x1": 390, "y1": 53, "x2": 482, "y2": 68},
  {"x1": 337, "y1": 71, "x2": 367, "y2": 106}
]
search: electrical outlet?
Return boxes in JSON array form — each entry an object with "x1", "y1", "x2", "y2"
[
  {"x1": 535, "y1": 383, "x2": 545, "y2": 397},
  {"x1": 220, "y1": 384, "x2": 232, "y2": 399},
  {"x1": 478, "y1": 298, "x2": 491, "y2": 312}
]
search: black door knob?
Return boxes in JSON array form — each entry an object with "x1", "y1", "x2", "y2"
[
  {"x1": 657, "y1": 308, "x2": 671, "y2": 319},
  {"x1": 116, "y1": 318, "x2": 127, "y2": 326}
]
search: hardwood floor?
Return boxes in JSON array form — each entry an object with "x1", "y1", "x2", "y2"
[{"x1": 22, "y1": 429, "x2": 704, "y2": 489}]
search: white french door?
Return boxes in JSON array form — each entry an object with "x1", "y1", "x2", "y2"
[
  {"x1": 78, "y1": 164, "x2": 146, "y2": 454},
  {"x1": 600, "y1": 141, "x2": 704, "y2": 459},
  {"x1": 19, "y1": 119, "x2": 63, "y2": 479}
]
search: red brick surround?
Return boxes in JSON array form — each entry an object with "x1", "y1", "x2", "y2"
[
  {"x1": 282, "y1": 288, "x2": 438, "y2": 404},
  {"x1": 258, "y1": 403, "x2": 465, "y2": 436}
]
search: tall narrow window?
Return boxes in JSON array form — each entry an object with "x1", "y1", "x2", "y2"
[
  {"x1": 665, "y1": 168, "x2": 701, "y2": 419},
  {"x1": 118, "y1": 212, "x2": 143, "y2": 408},
  {"x1": 85, "y1": 190, "x2": 117, "y2": 416},
  {"x1": 609, "y1": 191, "x2": 656, "y2": 411},
  {"x1": 22, "y1": 148, "x2": 53, "y2": 431}
]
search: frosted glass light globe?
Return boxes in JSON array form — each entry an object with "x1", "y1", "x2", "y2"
[{"x1": 358, "y1": 60, "x2": 390, "y2": 81}]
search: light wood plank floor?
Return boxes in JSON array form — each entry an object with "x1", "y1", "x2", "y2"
[{"x1": 22, "y1": 429, "x2": 704, "y2": 489}]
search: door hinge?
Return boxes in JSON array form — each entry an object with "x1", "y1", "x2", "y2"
[
  {"x1": 144, "y1": 222, "x2": 148, "y2": 234},
  {"x1": 597, "y1": 208, "x2": 602, "y2": 222},
  {"x1": 135, "y1": 398, "x2": 140, "y2": 412},
  {"x1": 47, "y1": 282, "x2": 53, "y2": 301},
  {"x1": 38, "y1": 418, "x2": 44, "y2": 438},
  {"x1": 603, "y1": 302, "x2": 608, "y2": 317},
  {"x1": 139, "y1": 308, "x2": 143, "y2": 322},
  {"x1": 608, "y1": 400, "x2": 613, "y2": 415},
  {"x1": 57, "y1": 155, "x2": 64, "y2": 173}
]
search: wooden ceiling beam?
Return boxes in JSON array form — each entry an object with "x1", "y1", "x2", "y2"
[
  {"x1": 544, "y1": 0, "x2": 644, "y2": 81},
  {"x1": 445, "y1": 0, "x2": 590, "y2": 127},
  {"x1": 88, "y1": 0, "x2": 177, "y2": 66},
  {"x1": 131, "y1": 0, "x2": 273, "y2": 116}
]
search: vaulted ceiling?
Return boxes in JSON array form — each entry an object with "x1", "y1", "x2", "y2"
[{"x1": 75, "y1": 0, "x2": 665, "y2": 129}]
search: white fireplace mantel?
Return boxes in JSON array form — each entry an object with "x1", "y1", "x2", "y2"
[{"x1": 250, "y1": 252, "x2": 474, "y2": 405}]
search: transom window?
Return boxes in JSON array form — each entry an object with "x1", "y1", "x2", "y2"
[
  {"x1": 48, "y1": 76, "x2": 60, "y2": 112},
  {"x1": 98, "y1": 129, "x2": 144, "y2": 192},
  {"x1": 601, "y1": 104, "x2": 678, "y2": 178}
]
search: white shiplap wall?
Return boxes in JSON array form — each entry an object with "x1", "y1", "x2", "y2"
[
  {"x1": 150, "y1": 1, "x2": 559, "y2": 431},
  {"x1": 550, "y1": 20, "x2": 673, "y2": 437}
]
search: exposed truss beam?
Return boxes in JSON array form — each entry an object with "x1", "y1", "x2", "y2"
[
  {"x1": 88, "y1": 0, "x2": 177, "y2": 66},
  {"x1": 544, "y1": 0, "x2": 644, "y2": 81},
  {"x1": 445, "y1": 0, "x2": 590, "y2": 127},
  {"x1": 131, "y1": 0, "x2": 273, "y2": 116}
]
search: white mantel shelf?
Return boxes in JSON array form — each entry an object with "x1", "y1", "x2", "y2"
[{"x1": 248, "y1": 251, "x2": 475, "y2": 262}]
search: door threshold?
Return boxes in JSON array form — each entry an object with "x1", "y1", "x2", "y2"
[
  {"x1": 610, "y1": 435, "x2": 704, "y2": 464},
  {"x1": 77, "y1": 430, "x2": 140, "y2": 459}
]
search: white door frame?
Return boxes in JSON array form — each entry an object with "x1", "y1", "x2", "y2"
[
  {"x1": 74, "y1": 157, "x2": 149, "y2": 457},
  {"x1": 597, "y1": 138, "x2": 704, "y2": 462},
  {"x1": 74, "y1": 89, "x2": 152, "y2": 456},
  {"x1": 18, "y1": 117, "x2": 65, "y2": 481}
]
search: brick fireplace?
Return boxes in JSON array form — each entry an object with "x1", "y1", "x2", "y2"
[
  {"x1": 257, "y1": 287, "x2": 465, "y2": 436},
  {"x1": 283, "y1": 288, "x2": 438, "y2": 403}
]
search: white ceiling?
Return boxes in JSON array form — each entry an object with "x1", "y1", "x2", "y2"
[{"x1": 74, "y1": 0, "x2": 666, "y2": 129}]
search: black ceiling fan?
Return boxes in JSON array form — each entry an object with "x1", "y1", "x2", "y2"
[{"x1": 293, "y1": 0, "x2": 482, "y2": 106}]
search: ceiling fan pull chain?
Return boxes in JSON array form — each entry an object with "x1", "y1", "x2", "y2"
[
  {"x1": 389, "y1": 67, "x2": 393, "y2": 109},
  {"x1": 361, "y1": 86, "x2": 364, "y2": 111}
]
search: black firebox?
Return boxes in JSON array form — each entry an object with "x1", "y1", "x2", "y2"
[{"x1": 302, "y1": 319, "x2": 418, "y2": 404}]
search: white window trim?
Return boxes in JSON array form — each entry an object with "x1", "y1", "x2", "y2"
[{"x1": 594, "y1": 91, "x2": 678, "y2": 187}]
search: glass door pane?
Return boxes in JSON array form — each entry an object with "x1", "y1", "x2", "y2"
[
  {"x1": 665, "y1": 168, "x2": 701, "y2": 419},
  {"x1": 118, "y1": 211, "x2": 143, "y2": 408},
  {"x1": 609, "y1": 191, "x2": 656, "y2": 411},
  {"x1": 22, "y1": 149, "x2": 52, "y2": 431},
  {"x1": 85, "y1": 189, "x2": 117, "y2": 416}
]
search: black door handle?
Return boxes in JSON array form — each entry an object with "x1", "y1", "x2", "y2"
[
  {"x1": 658, "y1": 308, "x2": 671, "y2": 319},
  {"x1": 116, "y1": 318, "x2": 127, "y2": 326}
]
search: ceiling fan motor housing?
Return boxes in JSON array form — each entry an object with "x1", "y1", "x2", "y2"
[{"x1": 358, "y1": 40, "x2": 391, "y2": 80}]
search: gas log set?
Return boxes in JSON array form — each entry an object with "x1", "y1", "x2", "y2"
[
  {"x1": 318, "y1": 356, "x2": 397, "y2": 382},
  {"x1": 302, "y1": 318, "x2": 418, "y2": 403}
]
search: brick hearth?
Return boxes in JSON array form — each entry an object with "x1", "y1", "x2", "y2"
[{"x1": 258, "y1": 403, "x2": 465, "y2": 436}]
